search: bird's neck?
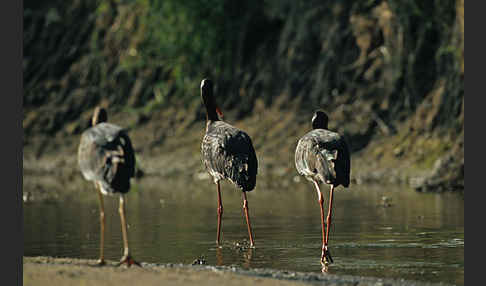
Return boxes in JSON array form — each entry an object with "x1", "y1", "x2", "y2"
[
  {"x1": 205, "y1": 107, "x2": 220, "y2": 122},
  {"x1": 312, "y1": 123, "x2": 328, "y2": 130}
]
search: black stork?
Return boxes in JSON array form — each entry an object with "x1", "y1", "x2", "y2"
[
  {"x1": 77, "y1": 107, "x2": 140, "y2": 266},
  {"x1": 295, "y1": 110, "x2": 350, "y2": 271},
  {"x1": 200, "y1": 79, "x2": 258, "y2": 247}
]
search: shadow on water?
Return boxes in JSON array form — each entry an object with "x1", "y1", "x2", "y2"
[{"x1": 24, "y1": 173, "x2": 464, "y2": 285}]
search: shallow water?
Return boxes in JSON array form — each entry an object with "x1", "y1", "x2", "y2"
[{"x1": 24, "y1": 175, "x2": 464, "y2": 285}]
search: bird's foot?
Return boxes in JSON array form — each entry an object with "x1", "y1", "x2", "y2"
[
  {"x1": 118, "y1": 255, "x2": 141, "y2": 267},
  {"x1": 320, "y1": 246, "x2": 333, "y2": 267},
  {"x1": 320, "y1": 253, "x2": 331, "y2": 273},
  {"x1": 325, "y1": 249, "x2": 333, "y2": 264},
  {"x1": 95, "y1": 258, "x2": 106, "y2": 266}
]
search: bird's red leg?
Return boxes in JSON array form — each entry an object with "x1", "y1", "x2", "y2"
[
  {"x1": 216, "y1": 181, "x2": 223, "y2": 246},
  {"x1": 313, "y1": 180, "x2": 328, "y2": 268},
  {"x1": 242, "y1": 191, "x2": 255, "y2": 247},
  {"x1": 324, "y1": 185, "x2": 335, "y2": 264},
  {"x1": 118, "y1": 195, "x2": 141, "y2": 267},
  {"x1": 96, "y1": 183, "x2": 106, "y2": 266}
]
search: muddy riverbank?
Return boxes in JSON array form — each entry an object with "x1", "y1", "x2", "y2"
[
  {"x1": 22, "y1": 105, "x2": 463, "y2": 205},
  {"x1": 24, "y1": 256, "x2": 453, "y2": 286}
]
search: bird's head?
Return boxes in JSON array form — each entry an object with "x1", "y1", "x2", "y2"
[
  {"x1": 200, "y1": 78, "x2": 223, "y2": 120},
  {"x1": 312, "y1": 110, "x2": 329, "y2": 129},
  {"x1": 200, "y1": 78, "x2": 213, "y2": 97},
  {"x1": 92, "y1": 106, "x2": 108, "y2": 126}
]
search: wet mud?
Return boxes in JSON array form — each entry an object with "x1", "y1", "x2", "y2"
[{"x1": 24, "y1": 256, "x2": 453, "y2": 286}]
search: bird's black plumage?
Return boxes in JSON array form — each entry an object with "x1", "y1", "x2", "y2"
[
  {"x1": 295, "y1": 114, "x2": 350, "y2": 188},
  {"x1": 200, "y1": 78, "x2": 258, "y2": 192},
  {"x1": 202, "y1": 120, "x2": 258, "y2": 192},
  {"x1": 78, "y1": 122, "x2": 136, "y2": 195},
  {"x1": 200, "y1": 78, "x2": 258, "y2": 247},
  {"x1": 77, "y1": 107, "x2": 140, "y2": 266},
  {"x1": 295, "y1": 110, "x2": 351, "y2": 269}
]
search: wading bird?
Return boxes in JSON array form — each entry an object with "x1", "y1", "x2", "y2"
[
  {"x1": 295, "y1": 110, "x2": 350, "y2": 271},
  {"x1": 200, "y1": 79, "x2": 257, "y2": 247},
  {"x1": 78, "y1": 107, "x2": 139, "y2": 266}
]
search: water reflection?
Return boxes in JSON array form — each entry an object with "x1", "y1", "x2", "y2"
[{"x1": 24, "y1": 174, "x2": 464, "y2": 285}]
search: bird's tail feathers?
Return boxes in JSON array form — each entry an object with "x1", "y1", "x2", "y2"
[{"x1": 316, "y1": 149, "x2": 338, "y2": 184}]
